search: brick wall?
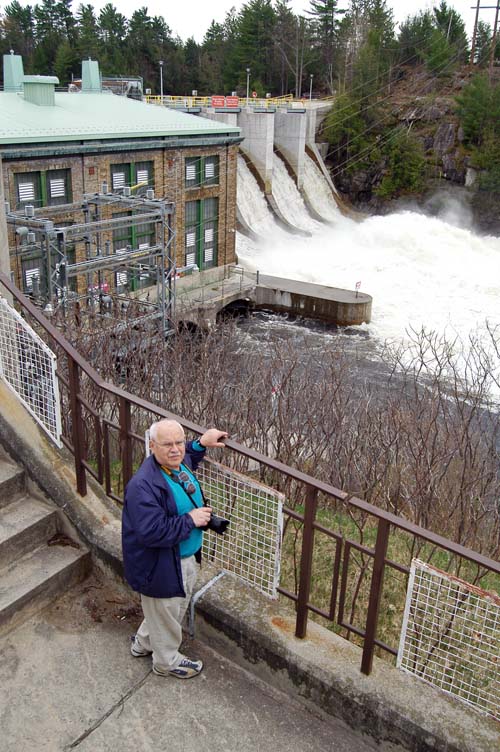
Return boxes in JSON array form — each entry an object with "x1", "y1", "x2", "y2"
[{"x1": 2, "y1": 140, "x2": 238, "y2": 293}]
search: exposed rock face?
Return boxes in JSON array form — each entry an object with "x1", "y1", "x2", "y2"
[
  {"x1": 325, "y1": 67, "x2": 499, "y2": 233},
  {"x1": 433, "y1": 123, "x2": 456, "y2": 157},
  {"x1": 441, "y1": 151, "x2": 465, "y2": 183}
]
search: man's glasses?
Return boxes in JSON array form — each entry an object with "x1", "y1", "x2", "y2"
[
  {"x1": 152, "y1": 439, "x2": 186, "y2": 450},
  {"x1": 177, "y1": 470, "x2": 196, "y2": 495}
]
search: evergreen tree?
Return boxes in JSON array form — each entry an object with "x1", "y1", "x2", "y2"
[
  {"x1": 183, "y1": 37, "x2": 201, "y2": 94},
  {"x1": 307, "y1": 0, "x2": 346, "y2": 93},
  {"x1": 433, "y1": 1, "x2": 468, "y2": 63},
  {"x1": 54, "y1": 38, "x2": 78, "y2": 84},
  {"x1": 199, "y1": 21, "x2": 227, "y2": 93},
  {"x1": 397, "y1": 10, "x2": 434, "y2": 66},
  {"x1": 375, "y1": 129, "x2": 426, "y2": 198},
  {"x1": 98, "y1": 3, "x2": 127, "y2": 74},
  {"x1": 76, "y1": 4, "x2": 100, "y2": 61},
  {"x1": 234, "y1": 0, "x2": 277, "y2": 94},
  {"x1": 456, "y1": 73, "x2": 500, "y2": 146},
  {"x1": 351, "y1": 0, "x2": 395, "y2": 99},
  {"x1": 421, "y1": 27, "x2": 455, "y2": 76},
  {"x1": 323, "y1": 91, "x2": 376, "y2": 172},
  {"x1": 0, "y1": 2, "x2": 35, "y2": 69}
]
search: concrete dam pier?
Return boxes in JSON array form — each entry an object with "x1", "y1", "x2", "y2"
[
  {"x1": 174, "y1": 267, "x2": 372, "y2": 330},
  {"x1": 254, "y1": 273, "x2": 372, "y2": 327}
]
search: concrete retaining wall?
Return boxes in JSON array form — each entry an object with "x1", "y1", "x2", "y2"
[{"x1": 255, "y1": 274, "x2": 372, "y2": 326}]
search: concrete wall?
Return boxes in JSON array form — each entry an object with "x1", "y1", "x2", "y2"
[
  {"x1": 237, "y1": 110, "x2": 275, "y2": 194},
  {"x1": 255, "y1": 274, "x2": 372, "y2": 326},
  {"x1": 202, "y1": 111, "x2": 239, "y2": 129},
  {"x1": 274, "y1": 111, "x2": 307, "y2": 189}
]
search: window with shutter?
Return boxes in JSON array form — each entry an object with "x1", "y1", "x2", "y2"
[
  {"x1": 19, "y1": 182, "x2": 35, "y2": 202},
  {"x1": 112, "y1": 171, "x2": 126, "y2": 190},
  {"x1": 25, "y1": 267, "x2": 40, "y2": 291},
  {"x1": 49, "y1": 179, "x2": 65, "y2": 198},
  {"x1": 15, "y1": 172, "x2": 40, "y2": 207}
]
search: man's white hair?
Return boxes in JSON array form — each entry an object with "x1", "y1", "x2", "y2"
[{"x1": 149, "y1": 419, "x2": 183, "y2": 442}]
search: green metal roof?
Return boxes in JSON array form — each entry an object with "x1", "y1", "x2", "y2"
[{"x1": 0, "y1": 90, "x2": 241, "y2": 146}]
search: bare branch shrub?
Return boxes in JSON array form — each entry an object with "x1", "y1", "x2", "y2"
[{"x1": 58, "y1": 311, "x2": 500, "y2": 566}]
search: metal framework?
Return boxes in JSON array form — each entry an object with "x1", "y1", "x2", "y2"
[
  {"x1": 398, "y1": 559, "x2": 500, "y2": 720},
  {"x1": 6, "y1": 190, "x2": 176, "y2": 335},
  {"x1": 198, "y1": 458, "x2": 283, "y2": 599},
  {"x1": 0, "y1": 296, "x2": 62, "y2": 447}
]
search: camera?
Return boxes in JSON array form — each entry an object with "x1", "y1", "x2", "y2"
[{"x1": 202, "y1": 511, "x2": 230, "y2": 535}]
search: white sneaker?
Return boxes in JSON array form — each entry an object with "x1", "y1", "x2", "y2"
[
  {"x1": 153, "y1": 657, "x2": 203, "y2": 679},
  {"x1": 130, "y1": 635, "x2": 152, "y2": 657}
]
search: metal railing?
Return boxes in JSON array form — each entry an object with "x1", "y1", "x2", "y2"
[
  {"x1": 145, "y1": 93, "x2": 303, "y2": 110},
  {"x1": 1, "y1": 270, "x2": 499, "y2": 678}
]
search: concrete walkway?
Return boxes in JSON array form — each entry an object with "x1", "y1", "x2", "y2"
[{"x1": 0, "y1": 573, "x2": 381, "y2": 752}]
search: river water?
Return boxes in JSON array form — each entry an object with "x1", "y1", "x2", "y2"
[{"x1": 235, "y1": 154, "x2": 500, "y2": 395}]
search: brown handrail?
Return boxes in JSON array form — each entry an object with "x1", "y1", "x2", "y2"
[{"x1": 1, "y1": 271, "x2": 499, "y2": 676}]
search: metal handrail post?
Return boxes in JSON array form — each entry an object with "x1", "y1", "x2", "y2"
[
  {"x1": 68, "y1": 356, "x2": 87, "y2": 496},
  {"x1": 119, "y1": 395, "x2": 133, "y2": 492},
  {"x1": 361, "y1": 518, "x2": 391, "y2": 675},
  {"x1": 295, "y1": 484, "x2": 318, "y2": 638}
]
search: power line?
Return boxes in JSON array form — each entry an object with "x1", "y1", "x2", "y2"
[{"x1": 323, "y1": 37, "x2": 473, "y2": 179}]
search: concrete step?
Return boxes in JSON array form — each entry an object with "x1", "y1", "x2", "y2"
[
  {"x1": 0, "y1": 541, "x2": 91, "y2": 634},
  {"x1": 0, "y1": 460, "x2": 25, "y2": 508},
  {"x1": 0, "y1": 495, "x2": 59, "y2": 569}
]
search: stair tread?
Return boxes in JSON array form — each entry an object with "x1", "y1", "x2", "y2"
[
  {"x1": 0, "y1": 460, "x2": 23, "y2": 486},
  {"x1": 0, "y1": 541, "x2": 88, "y2": 610},
  {"x1": 0, "y1": 495, "x2": 55, "y2": 546}
]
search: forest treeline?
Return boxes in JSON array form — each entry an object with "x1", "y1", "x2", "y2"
[
  {"x1": 1, "y1": 0, "x2": 499, "y2": 204},
  {"x1": 0, "y1": 0, "x2": 498, "y2": 96}
]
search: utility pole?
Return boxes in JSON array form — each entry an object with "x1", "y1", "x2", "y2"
[
  {"x1": 489, "y1": 1, "x2": 500, "y2": 75},
  {"x1": 470, "y1": 1, "x2": 482, "y2": 65},
  {"x1": 470, "y1": 2, "x2": 500, "y2": 70}
]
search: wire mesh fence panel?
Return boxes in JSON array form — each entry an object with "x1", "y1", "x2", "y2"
[
  {"x1": 0, "y1": 297, "x2": 62, "y2": 447},
  {"x1": 397, "y1": 559, "x2": 500, "y2": 720},
  {"x1": 199, "y1": 458, "x2": 283, "y2": 599}
]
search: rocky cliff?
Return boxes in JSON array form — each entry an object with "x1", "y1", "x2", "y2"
[{"x1": 324, "y1": 66, "x2": 500, "y2": 236}]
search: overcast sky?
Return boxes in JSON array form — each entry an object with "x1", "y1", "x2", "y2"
[{"x1": 77, "y1": 1, "x2": 496, "y2": 44}]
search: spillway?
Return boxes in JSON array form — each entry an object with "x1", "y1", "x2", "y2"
[{"x1": 236, "y1": 151, "x2": 500, "y2": 389}]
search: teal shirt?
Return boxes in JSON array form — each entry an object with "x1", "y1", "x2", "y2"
[{"x1": 160, "y1": 464, "x2": 204, "y2": 558}]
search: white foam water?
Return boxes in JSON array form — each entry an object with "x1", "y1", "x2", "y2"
[
  {"x1": 271, "y1": 153, "x2": 322, "y2": 233},
  {"x1": 236, "y1": 155, "x2": 280, "y2": 235},
  {"x1": 236, "y1": 161, "x2": 500, "y2": 390},
  {"x1": 302, "y1": 153, "x2": 341, "y2": 222}
]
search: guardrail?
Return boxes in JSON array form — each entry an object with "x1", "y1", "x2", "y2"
[
  {"x1": 145, "y1": 94, "x2": 303, "y2": 109},
  {"x1": 1, "y1": 270, "x2": 498, "y2": 679}
]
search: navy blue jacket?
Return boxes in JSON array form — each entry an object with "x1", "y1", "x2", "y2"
[{"x1": 122, "y1": 442, "x2": 206, "y2": 598}]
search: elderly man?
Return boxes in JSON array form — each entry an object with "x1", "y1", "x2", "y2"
[{"x1": 122, "y1": 418, "x2": 228, "y2": 678}]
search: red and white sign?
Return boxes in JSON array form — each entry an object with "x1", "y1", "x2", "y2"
[
  {"x1": 225, "y1": 95, "x2": 239, "y2": 108},
  {"x1": 252, "y1": 91, "x2": 257, "y2": 98},
  {"x1": 355, "y1": 281, "x2": 361, "y2": 290},
  {"x1": 211, "y1": 95, "x2": 225, "y2": 108}
]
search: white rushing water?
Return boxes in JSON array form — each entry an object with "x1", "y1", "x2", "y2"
[
  {"x1": 236, "y1": 160, "x2": 500, "y2": 378},
  {"x1": 236, "y1": 155, "x2": 281, "y2": 235},
  {"x1": 271, "y1": 153, "x2": 322, "y2": 233},
  {"x1": 302, "y1": 153, "x2": 341, "y2": 223}
]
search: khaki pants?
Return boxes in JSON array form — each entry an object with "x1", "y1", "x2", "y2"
[{"x1": 136, "y1": 555, "x2": 199, "y2": 670}]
